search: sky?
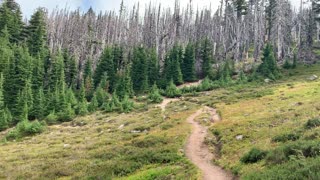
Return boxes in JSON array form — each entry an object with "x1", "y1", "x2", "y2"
[{"x1": 15, "y1": 0, "x2": 303, "y2": 19}]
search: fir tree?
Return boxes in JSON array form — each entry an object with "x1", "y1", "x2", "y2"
[
  {"x1": 165, "y1": 80, "x2": 181, "y2": 98},
  {"x1": 0, "y1": 26, "x2": 13, "y2": 75},
  {"x1": 31, "y1": 86, "x2": 45, "y2": 120},
  {"x1": 120, "y1": 95, "x2": 134, "y2": 113},
  {"x1": 0, "y1": 73, "x2": 10, "y2": 130},
  {"x1": 201, "y1": 38, "x2": 213, "y2": 78},
  {"x1": 182, "y1": 42, "x2": 197, "y2": 82},
  {"x1": 258, "y1": 43, "x2": 280, "y2": 80},
  {"x1": 25, "y1": 8, "x2": 47, "y2": 57},
  {"x1": 93, "y1": 47, "x2": 115, "y2": 91},
  {"x1": 16, "y1": 79, "x2": 33, "y2": 121},
  {"x1": 148, "y1": 49, "x2": 160, "y2": 86},
  {"x1": 148, "y1": 83, "x2": 163, "y2": 103},
  {"x1": 77, "y1": 83, "x2": 88, "y2": 115},
  {"x1": 88, "y1": 93, "x2": 99, "y2": 112},
  {"x1": 131, "y1": 47, "x2": 149, "y2": 93}
]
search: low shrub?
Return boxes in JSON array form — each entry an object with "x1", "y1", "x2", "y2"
[
  {"x1": 240, "y1": 148, "x2": 267, "y2": 164},
  {"x1": 305, "y1": 118, "x2": 320, "y2": 129},
  {"x1": 6, "y1": 120, "x2": 46, "y2": 140},
  {"x1": 266, "y1": 140, "x2": 320, "y2": 164},
  {"x1": 272, "y1": 133, "x2": 300, "y2": 143}
]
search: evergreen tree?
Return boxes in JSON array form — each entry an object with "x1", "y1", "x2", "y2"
[
  {"x1": 112, "y1": 45, "x2": 124, "y2": 71},
  {"x1": 16, "y1": 79, "x2": 33, "y2": 121},
  {"x1": 165, "y1": 80, "x2": 181, "y2": 98},
  {"x1": 115, "y1": 70, "x2": 134, "y2": 100},
  {"x1": 63, "y1": 50, "x2": 77, "y2": 87},
  {"x1": 0, "y1": 0, "x2": 23, "y2": 44},
  {"x1": 163, "y1": 45, "x2": 183, "y2": 86},
  {"x1": 5, "y1": 46, "x2": 32, "y2": 114},
  {"x1": 95, "y1": 86, "x2": 109, "y2": 107},
  {"x1": 49, "y1": 51, "x2": 65, "y2": 90},
  {"x1": 0, "y1": 73, "x2": 10, "y2": 130},
  {"x1": 148, "y1": 83, "x2": 163, "y2": 103},
  {"x1": 88, "y1": 93, "x2": 99, "y2": 112},
  {"x1": 131, "y1": 47, "x2": 149, "y2": 93},
  {"x1": 201, "y1": 38, "x2": 214, "y2": 78},
  {"x1": 93, "y1": 47, "x2": 115, "y2": 91},
  {"x1": 182, "y1": 42, "x2": 197, "y2": 82},
  {"x1": 120, "y1": 95, "x2": 134, "y2": 113},
  {"x1": 31, "y1": 86, "x2": 45, "y2": 120},
  {"x1": 66, "y1": 87, "x2": 78, "y2": 108},
  {"x1": 77, "y1": 83, "x2": 88, "y2": 115},
  {"x1": 32, "y1": 54, "x2": 44, "y2": 89},
  {"x1": 258, "y1": 43, "x2": 280, "y2": 80},
  {"x1": 83, "y1": 59, "x2": 94, "y2": 100},
  {"x1": 148, "y1": 49, "x2": 160, "y2": 86},
  {"x1": 25, "y1": 8, "x2": 48, "y2": 57},
  {"x1": 0, "y1": 26, "x2": 13, "y2": 74}
]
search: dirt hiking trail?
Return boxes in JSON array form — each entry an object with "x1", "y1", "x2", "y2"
[
  {"x1": 185, "y1": 108, "x2": 233, "y2": 180},
  {"x1": 157, "y1": 98, "x2": 233, "y2": 180}
]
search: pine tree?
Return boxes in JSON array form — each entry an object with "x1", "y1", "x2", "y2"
[
  {"x1": 49, "y1": 51, "x2": 65, "y2": 90},
  {"x1": 165, "y1": 80, "x2": 181, "y2": 98},
  {"x1": 77, "y1": 83, "x2": 88, "y2": 115},
  {"x1": 0, "y1": 73, "x2": 10, "y2": 130},
  {"x1": 31, "y1": 86, "x2": 45, "y2": 120},
  {"x1": 258, "y1": 43, "x2": 280, "y2": 80},
  {"x1": 93, "y1": 47, "x2": 115, "y2": 91},
  {"x1": 182, "y1": 42, "x2": 197, "y2": 82},
  {"x1": 120, "y1": 95, "x2": 134, "y2": 113},
  {"x1": 25, "y1": 8, "x2": 48, "y2": 57},
  {"x1": 66, "y1": 87, "x2": 78, "y2": 108},
  {"x1": 16, "y1": 79, "x2": 33, "y2": 121},
  {"x1": 148, "y1": 49, "x2": 160, "y2": 86},
  {"x1": 148, "y1": 83, "x2": 163, "y2": 103},
  {"x1": 0, "y1": 0, "x2": 24, "y2": 44},
  {"x1": 113, "y1": 45, "x2": 124, "y2": 71},
  {"x1": 292, "y1": 53, "x2": 298, "y2": 69},
  {"x1": 4, "y1": 45, "x2": 32, "y2": 113},
  {"x1": 63, "y1": 50, "x2": 77, "y2": 87},
  {"x1": 32, "y1": 54, "x2": 44, "y2": 89},
  {"x1": 88, "y1": 93, "x2": 99, "y2": 112},
  {"x1": 201, "y1": 38, "x2": 213, "y2": 78},
  {"x1": 163, "y1": 45, "x2": 184, "y2": 86},
  {"x1": 84, "y1": 59, "x2": 94, "y2": 100},
  {"x1": 131, "y1": 47, "x2": 149, "y2": 93},
  {"x1": 0, "y1": 26, "x2": 13, "y2": 75}
]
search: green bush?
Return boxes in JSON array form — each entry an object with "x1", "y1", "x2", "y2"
[
  {"x1": 164, "y1": 80, "x2": 181, "y2": 98},
  {"x1": 240, "y1": 148, "x2": 267, "y2": 164},
  {"x1": 148, "y1": 84, "x2": 163, "y2": 103},
  {"x1": 46, "y1": 112, "x2": 58, "y2": 125},
  {"x1": 272, "y1": 133, "x2": 300, "y2": 142},
  {"x1": 132, "y1": 135, "x2": 169, "y2": 148},
  {"x1": 266, "y1": 140, "x2": 320, "y2": 165},
  {"x1": 244, "y1": 157, "x2": 320, "y2": 180},
  {"x1": 305, "y1": 118, "x2": 320, "y2": 129},
  {"x1": 6, "y1": 120, "x2": 45, "y2": 140}
]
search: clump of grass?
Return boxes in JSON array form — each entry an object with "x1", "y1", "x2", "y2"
[
  {"x1": 272, "y1": 133, "x2": 300, "y2": 143},
  {"x1": 6, "y1": 120, "x2": 46, "y2": 140},
  {"x1": 240, "y1": 148, "x2": 267, "y2": 164},
  {"x1": 305, "y1": 118, "x2": 320, "y2": 129}
]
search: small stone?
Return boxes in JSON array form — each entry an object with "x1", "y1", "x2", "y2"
[
  {"x1": 63, "y1": 144, "x2": 70, "y2": 148},
  {"x1": 264, "y1": 79, "x2": 271, "y2": 83},
  {"x1": 236, "y1": 135, "x2": 244, "y2": 140},
  {"x1": 118, "y1": 124, "x2": 125, "y2": 129},
  {"x1": 307, "y1": 75, "x2": 318, "y2": 81}
]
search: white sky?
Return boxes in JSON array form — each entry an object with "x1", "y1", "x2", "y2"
[{"x1": 15, "y1": 0, "x2": 303, "y2": 18}]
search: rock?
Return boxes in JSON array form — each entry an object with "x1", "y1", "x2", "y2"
[
  {"x1": 236, "y1": 135, "x2": 244, "y2": 140},
  {"x1": 130, "y1": 130, "x2": 141, "y2": 133},
  {"x1": 118, "y1": 124, "x2": 125, "y2": 129},
  {"x1": 307, "y1": 75, "x2": 318, "y2": 81},
  {"x1": 179, "y1": 149, "x2": 184, "y2": 154},
  {"x1": 63, "y1": 144, "x2": 70, "y2": 148},
  {"x1": 264, "y1": 79, "x2": 271, "y2": 83}
]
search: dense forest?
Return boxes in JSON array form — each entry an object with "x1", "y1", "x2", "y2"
[{"x1": 0, "y1": 0, "x2": 318, "y2": 137}]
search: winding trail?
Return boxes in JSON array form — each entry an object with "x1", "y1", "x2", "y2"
[
  {"x1": 158, "y1": 99, "x2": 232, "y2": 180},
  {"x1": 185, "y1": 108, "x2": 233, "y2": 180}
]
